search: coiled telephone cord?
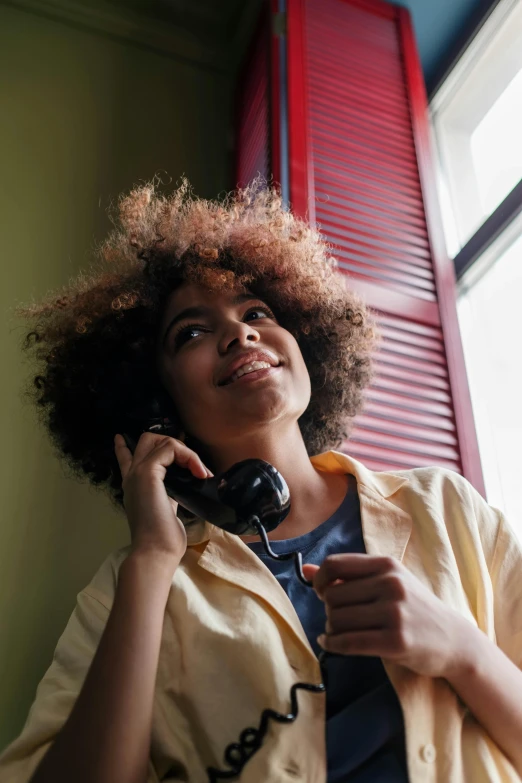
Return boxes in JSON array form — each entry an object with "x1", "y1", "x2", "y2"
[{"x1": 206, "y1": 515, "x2": 328, "y2": 782}]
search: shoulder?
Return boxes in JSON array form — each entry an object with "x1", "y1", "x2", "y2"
[
  {"x1": 388, "y1": 465, "x2": 503, "y2": 559},
  {"x1": 387, "y1": 464, "x2": 486, "y2": 510},
  {"x1": 80, "y1": 544, "x2": 132, "y2": 612},
  {"x1": 331, "y1": 449, "x2": 483, "y2": 511}
]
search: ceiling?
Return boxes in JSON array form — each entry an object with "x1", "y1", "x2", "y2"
[
  {"x1": 99, "y1": 0, "x2": 493, "y2": 88},
  {"x1": 107, "y1": 0, "x2": 249, "y2": 43},
  {"x1": 399, "y1": 0, "x2": 494, "y2": 92}
]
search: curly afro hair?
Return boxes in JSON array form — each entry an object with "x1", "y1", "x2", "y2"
[{"x1": 14, "y1": 177, "x2": 377, "y2": 509}]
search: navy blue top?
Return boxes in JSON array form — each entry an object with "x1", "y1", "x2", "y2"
[{"x1": 246, "y1": 475, "x2": 409, "y2": 782}]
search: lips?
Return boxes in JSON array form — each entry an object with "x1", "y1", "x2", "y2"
[{"x1": 217, "y1": 349, "x2": 281, "y2": 386}]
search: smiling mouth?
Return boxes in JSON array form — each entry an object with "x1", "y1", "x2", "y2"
[{"x1": 221, "y1": 365, "x2": 282, "y2": 387}]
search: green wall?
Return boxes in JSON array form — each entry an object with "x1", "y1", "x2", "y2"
[{"x1": 0, "y1": 3, "x2": 232, "y2": 750}]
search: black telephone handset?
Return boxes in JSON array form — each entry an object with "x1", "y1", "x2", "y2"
[
  {"x1": 121, "y1": 431, "x2": 290, "y2": 536},
  {"x1": 121, "y1": 426, "x2": 326, "y2": 782}
]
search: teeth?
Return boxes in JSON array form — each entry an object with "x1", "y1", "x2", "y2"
[{"x1": 230, "y1": 361, "x2": 272, "y2": 383}]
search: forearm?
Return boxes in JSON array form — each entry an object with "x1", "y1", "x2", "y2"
[
  {"x1": 30, "y1": 551, "x2": 178, "y2": 783},
  {"x1": 446, "y1": 624, "x2": 522, "y2": 776}
]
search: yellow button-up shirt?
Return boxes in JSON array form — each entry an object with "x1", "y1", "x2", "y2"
[{"x1": 1, "y1": 450, "x2": 521, "y2": 782}]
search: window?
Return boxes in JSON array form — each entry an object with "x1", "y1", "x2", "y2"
[
  {"x1": 431, "y1": 0, "x2": 522, "y2": 536},
  {"x1": 457, "y1": 220, "x2": 522, "y2": 535},
  {"x1": 431, "y1": 0, "x2": 522, "y2": 256}
]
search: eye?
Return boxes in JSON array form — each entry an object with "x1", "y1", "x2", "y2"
[
  {"x1": 245, "y1": 305, "x2": 276, "y2": 321},
  {"x1": 173, "y1": 323, "x2": 208, "y2": 348},
  {"x1": 172, "y1": 304, "x2": 276, "y2": 349}
]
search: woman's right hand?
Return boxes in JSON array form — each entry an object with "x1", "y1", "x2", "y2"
[{"x1": 114, "y1": 432, "x2": 214, "y2": 564}]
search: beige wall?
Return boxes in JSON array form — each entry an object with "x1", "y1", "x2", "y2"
[{"x1": 0, "y1": 3, "x2": 232, "y2": 749}]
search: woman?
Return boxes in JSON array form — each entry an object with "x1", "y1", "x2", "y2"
[{"x1": 1, "y1": 179, "x2": 521, "y2": 783}]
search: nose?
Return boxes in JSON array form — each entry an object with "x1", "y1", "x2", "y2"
[{"x1": 218, "y1": 319, "x2": 260, "y2": 354}]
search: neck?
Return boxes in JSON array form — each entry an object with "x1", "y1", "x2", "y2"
[{"x1": 202, "y1": 422, "x2": 349, "y2": 541}]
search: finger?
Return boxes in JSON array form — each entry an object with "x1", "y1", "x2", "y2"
[
  {"x1": 133, "y1": 431, "x2": 173, "y2": 459},
  {"x1": 313, "y1": 554, "x2": 395, "y2": 598},
  {"x1": 114, "y1": 433, "x2": 133, "y2": 480},
  {"x1": 303, "y1": 563, "x2": 342, "y2": 597},
  {"x1": 322, "y1": 575, "x2": 384, "y2": 608},
  {"x1": 148, "y1": 438, "x2": 213, "y2": 479},
  {"x1": 317, "y1": 629, "x2": 387, "y2": 657},
  {"x1": 325, "y1": 601, "x2": 390, "y2": 634},
  {"x1": 132, "y1": 432, "x2": 213, "y2": 479},
  {"x1": 301, "y1": 563, "x2": 319, "y2": 581},
  {"x1": 303, "y1": 563, "x2": 341, "y2": 600}
]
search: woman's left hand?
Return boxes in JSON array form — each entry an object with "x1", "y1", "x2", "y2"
[{"x1": 302, "y1": 554, "x2": 473, "y2": 679}]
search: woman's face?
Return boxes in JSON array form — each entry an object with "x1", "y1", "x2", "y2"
[{"x1": 156, "y1": 282, "x2": 311, "y2": 451}]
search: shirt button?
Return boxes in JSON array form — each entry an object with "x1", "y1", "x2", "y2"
[{"x1": 420, "y1": 743, "x2": 437, "y2": 763}]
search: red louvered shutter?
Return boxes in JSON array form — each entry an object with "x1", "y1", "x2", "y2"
[
  {"x1": 285, "y1": 0, "x2": 485, "y2": 494},
  {"x1": 235, "y1": 9, "x2": 270, "y2": 188}
]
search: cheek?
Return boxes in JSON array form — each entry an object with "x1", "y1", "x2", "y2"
[
  {"x1": 163, "y1": 349, "x2": 213, "y2": 409},
  {"x1": 286, "y1": 336, "x2": 311, "y2": 390},
  {"x1": 278, "y1": 340, "x2": 311, "y2": 410},
  {"x1": 297, "y1": 357, "x2": 312, "y2": 401},
  {"x1": 294, "y1": 345, "x2": 309, "y2": 378}
]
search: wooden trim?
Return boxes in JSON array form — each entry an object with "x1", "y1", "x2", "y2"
[
  {"x1": 233, "y1": 3, "x2": 269, "y2": 188},
  {"x1": 399, "y1": 6, "x2": 486, "y2": 496},
  {"x1": 453, "y1": 178, "x2": 522, "y2": 280},
  {"x1": 286, "y1": 0, "x2": 315, "y2": 223},
  {"x1": 270, "y1": 0, "x2": 283, "y2": 189},
  {"x1": 339, "y1": 0, "x2": 396, "y2": 19}
]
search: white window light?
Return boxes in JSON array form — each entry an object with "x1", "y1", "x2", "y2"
[
  {"x1": 431, "y1": 0, "x2": 522, "y2": 257},
  {"x1": 456, "y1": 213, "x2": 522, "y2": 536},
  {"x1": 430, "y1": 0, "x2": 522, "y2": 535}
]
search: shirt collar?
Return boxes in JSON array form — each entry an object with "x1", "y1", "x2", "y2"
[
  {"x1": 309, "y1": 449, "x2": 409, "y2": 499},
  {"x1": 184, "y1": 449, "x2": 409, "y2": 547}
]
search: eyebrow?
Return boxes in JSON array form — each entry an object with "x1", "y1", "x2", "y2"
[{"x1": 162, "y1": 292, "x2": 259, "y2": 348}]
